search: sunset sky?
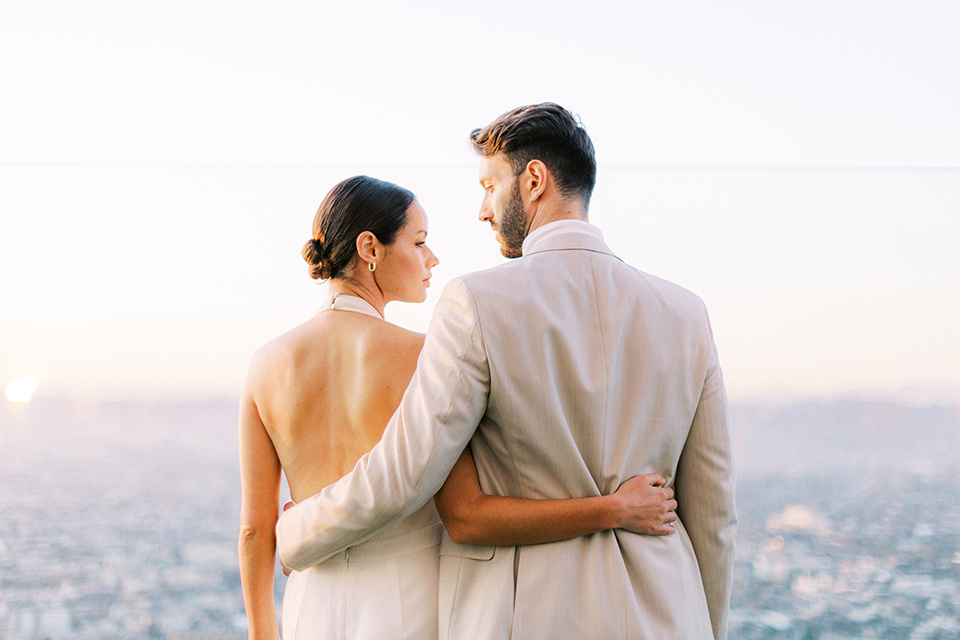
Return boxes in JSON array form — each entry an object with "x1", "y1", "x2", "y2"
[{"x1": 1, "y1": 1, "x2": 958, "y2": 404}]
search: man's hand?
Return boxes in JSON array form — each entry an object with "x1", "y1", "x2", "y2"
[{"x1": 612, "y1": 473, "x2": 678, "y2": 535}]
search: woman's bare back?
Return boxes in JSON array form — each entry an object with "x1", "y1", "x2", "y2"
[{"x1": 247, "y1": 309, "x2": 424, "y2": 502}]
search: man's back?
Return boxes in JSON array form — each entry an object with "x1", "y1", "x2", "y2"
[{"x1": 438, "y1": 223, "x2": 736, "y2": 639}]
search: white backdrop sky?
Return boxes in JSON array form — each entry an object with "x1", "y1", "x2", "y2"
[{"x1": 1, "y1": 1, "x2": 958, "y2": 403}]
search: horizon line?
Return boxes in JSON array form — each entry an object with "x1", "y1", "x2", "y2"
[
  {"x1": 4, "y1": 390, "x2": 958, "y2": 410},
  {"x1": 1, "y1": 160, "x2": 959, "y2": 173}
]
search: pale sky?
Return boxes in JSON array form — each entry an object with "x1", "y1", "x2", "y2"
[{"x1": 1, "y1": 1, "x2": 958, "y2": 403}]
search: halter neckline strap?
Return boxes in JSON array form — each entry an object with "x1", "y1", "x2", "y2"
[{"x1": 320, "y1": 293, "x2": 383, "y2": 320}]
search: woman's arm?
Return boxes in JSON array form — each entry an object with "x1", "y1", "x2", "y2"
[
  {"x1": 433, "y1": 447, "x2": 678, "y2": 545},
  {"x1": 238, "y1": 385, "x2": 283, "y2": 640}
]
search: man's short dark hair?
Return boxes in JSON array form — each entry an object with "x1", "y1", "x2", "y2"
[{"x1": 470, "y1": 102, "x2": 597, "y2": 205}]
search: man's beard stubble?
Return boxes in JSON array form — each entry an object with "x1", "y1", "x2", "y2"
[{"x1": 498, "y1": 181, "x2": 528, "y2": 259}]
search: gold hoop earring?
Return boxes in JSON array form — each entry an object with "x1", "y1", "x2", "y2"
[{"x1": 368, "y1": 261, "x2": 376, "y2": 272}]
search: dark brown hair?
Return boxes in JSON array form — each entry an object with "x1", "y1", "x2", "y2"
[
  {"x1": 302, "y1": 176, "x2": 416, "y2": 281},
  {"x1": 470, "y1": 102, "x2": 597, "y2": 203}
]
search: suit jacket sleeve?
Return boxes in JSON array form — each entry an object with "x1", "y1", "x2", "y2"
[
  {"x1": 674, "y1": 303, "x2": 737, "y2": 640},
  {"x1": 276, "y1": 277, "x2": 490, "y2": 571}
]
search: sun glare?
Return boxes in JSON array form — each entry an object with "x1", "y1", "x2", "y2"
[{"x1": 5, "y1": 376, "x2": 38, "y2": 404}]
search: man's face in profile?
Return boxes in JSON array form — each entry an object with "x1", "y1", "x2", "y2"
[{"x1": 477, "y1": 153, "x2": 528, "y2": 258}]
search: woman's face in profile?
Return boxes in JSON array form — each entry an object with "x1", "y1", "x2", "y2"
[{"x1": 376, "y1": 200, "x2": 440, "y2": 304}]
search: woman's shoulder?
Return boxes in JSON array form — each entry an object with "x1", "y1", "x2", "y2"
[
  {"x1": 253, "y1": 313, "x2": 421, "y2": 365},
  {"x1": 369, "y1": 317, "x2": 425, "y2": 344},
  {"x1": 345, "y1": 320, "x2": 423, "y2": 374},
  {"x1": 245, "y1": 315, "x2": 328, "y2": 377}
]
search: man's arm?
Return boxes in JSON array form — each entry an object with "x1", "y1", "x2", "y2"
[
  {"x1": 276, "y1": 277, "x2": 490, "y2": 571},
  {"x1": 674, "y1": 306, "x2": 737, "y2": 640}
]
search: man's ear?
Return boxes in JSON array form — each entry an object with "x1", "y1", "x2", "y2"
[
  {"x1": 521, "y1": 160, "x2": 548, "y2": 203},
  {"x1": 356, "y1": 231, "x2": 382, "y2": 267}
]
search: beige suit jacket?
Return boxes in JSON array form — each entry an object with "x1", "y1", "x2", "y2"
[{"x1": 277, "y1": 221, "x2": 737, "y2": 639}]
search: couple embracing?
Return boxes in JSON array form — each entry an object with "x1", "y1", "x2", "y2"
[{"x1": 239, "y1": 103, "x2": 737, "y2": 640}]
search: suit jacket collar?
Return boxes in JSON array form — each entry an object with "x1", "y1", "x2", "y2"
[{"x1": 521, "y1": 219, "x2": 618, "y2": 259}]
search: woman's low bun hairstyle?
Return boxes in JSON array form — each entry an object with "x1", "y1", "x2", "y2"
[
  {"x1": 301, "y1": 237, "x2": 328, "y2": 279},
  {"x1": 302, "y1": 176, "x2": 415, "y2": 281}
]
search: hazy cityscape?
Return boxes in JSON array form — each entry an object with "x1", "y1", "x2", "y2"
[{"x1": 1, "y1": 397, "x2": 958, "y2": 639}]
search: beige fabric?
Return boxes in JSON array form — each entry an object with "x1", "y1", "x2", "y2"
[
  {"x1": 281, "y1": 503, "x2": 442, "y2": 639},
  {"x1": 277, "y1": 222, "x2": 737, "y2": 639}
]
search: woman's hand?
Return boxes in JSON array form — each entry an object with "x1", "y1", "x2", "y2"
[
  {"x1": 281, "y1": 501, "x2": 295, "y2": 576},
  {"x1": 612, "y1": 474, "x2": 678, "y2": 535}
]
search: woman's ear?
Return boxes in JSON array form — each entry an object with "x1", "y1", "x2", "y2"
[{"x1": 356, "y1": 231, "x2": 382, "y2": 267}]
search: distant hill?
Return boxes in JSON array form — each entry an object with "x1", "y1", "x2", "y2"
[
  {"x1": 4, "y1": 396, "x2": 957, "y2": 479},
  {"x1": 730, "y1": 399, "x2": 960, "y2": 476}
]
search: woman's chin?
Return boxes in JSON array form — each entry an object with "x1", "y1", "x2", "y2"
[{"x1": 393, "y1": 291, "x2": 427, "y2": 305}]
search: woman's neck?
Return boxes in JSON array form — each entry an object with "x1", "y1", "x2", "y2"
[{"x1": 328, "y1": 278, "x2": 387, "y2": 318}]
